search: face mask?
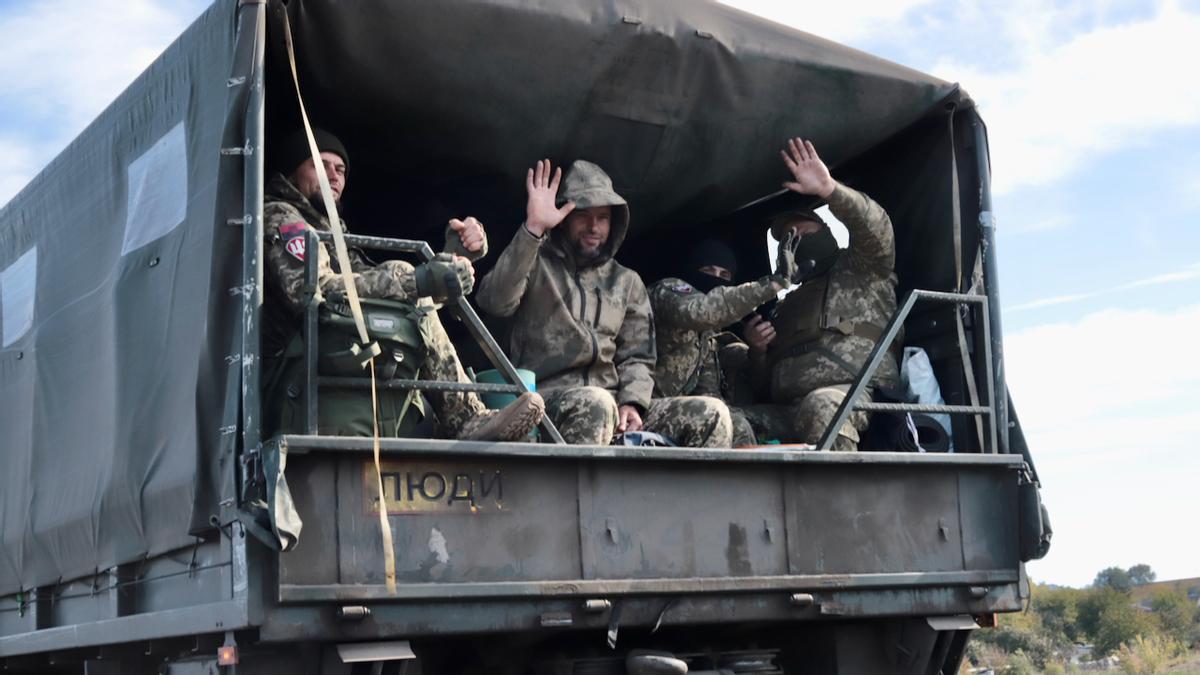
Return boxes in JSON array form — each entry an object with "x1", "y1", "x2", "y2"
[
  {"x1": 790, "y1": 226, "x2": 839, "y2": 282},
  {"x1": 684, "y1": 270, "x2": 731, "y2": 295}
]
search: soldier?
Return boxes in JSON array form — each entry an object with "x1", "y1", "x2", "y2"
[
  {"x1": 476, "y1": 159, "x2": 732, "y2": 447},
  {"x1": 261, "y1": 128, "x2": 544, "y2": 441},
  {"x1": 745, "y1": 137, "x2": 899, "y2": 451},
  {"x1": 648, "y1": 239, "x2": 795, "y2": 446}
]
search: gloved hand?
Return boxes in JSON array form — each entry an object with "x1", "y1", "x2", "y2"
[
  {"x1": 773, "y1": 230, "x2": 799, "y2": 285},
  {"x1": 415, "y1": 253, "x2": 474, "y2": 301}
]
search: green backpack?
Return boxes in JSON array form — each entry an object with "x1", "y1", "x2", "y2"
[{"x1": 317, "y1": 296, "x2": 430, "y2": 381}]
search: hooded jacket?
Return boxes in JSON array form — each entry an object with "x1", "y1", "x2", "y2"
[{"x1": 476, "y1": 161, "x2": 656, "y2": 410}]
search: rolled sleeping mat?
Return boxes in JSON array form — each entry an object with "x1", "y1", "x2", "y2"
[{"x1": 895, "y1": 413, "x2": 951, "y2": 453}]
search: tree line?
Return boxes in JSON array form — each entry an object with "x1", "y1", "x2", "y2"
[{"x1": 968, "y1": 565, "x2": 1200, "y2": 673}]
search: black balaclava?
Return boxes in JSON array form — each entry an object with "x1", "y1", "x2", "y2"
[
  {"x1": 772, "y1": 210, "x2": 840, "y2": 282},
  {"x1": 684, "y1": 239, "x2": 738, "y2": 294}
]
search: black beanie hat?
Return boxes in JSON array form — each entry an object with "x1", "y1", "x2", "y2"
[
  {"x1": 769, "y1": 209, "x2": 826, "y2": 240},
  {"x1": 277, "y1": 127, "x2": 349, "y2": 176},
  {"x1": 686, "y1": 239, "x2": 738, "y2": 278}
]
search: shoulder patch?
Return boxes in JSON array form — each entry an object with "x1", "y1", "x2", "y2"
[
  {"x1": 669, "y1": 282, "x2": 694, "y2": 294},
  {"x1": 280, "y1": 221, "x2": 307, "y2": 261}
]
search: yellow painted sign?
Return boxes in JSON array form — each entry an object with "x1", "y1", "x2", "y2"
[{"x1": 364, "y1": 461, "x2": 507, "y2": 515}]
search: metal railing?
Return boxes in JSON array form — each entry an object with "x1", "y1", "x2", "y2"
[
  {"x1": 300, "y1": 229, "x2": 566, "y2": 444},
  {"x1": 814, "y1": 289, "x2": 997, "y2": 453}
]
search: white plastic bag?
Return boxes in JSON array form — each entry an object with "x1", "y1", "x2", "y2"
[{"x1": 901, "y1": 346, "x2": 954, "y2": 452}]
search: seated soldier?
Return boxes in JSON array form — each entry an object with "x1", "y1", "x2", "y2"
[
  {"x1": 741, "y1": 137, "x2": 899, "y2": 451},
  {"x1": 648, "y1": 239, "x2": 795, "y2": 446},
  {"x1": 261, "y1": 128, "x2": 543, "y2": 441},
  {"x1": 476, "y1": 159, "x2": 732, "y2": 447}
]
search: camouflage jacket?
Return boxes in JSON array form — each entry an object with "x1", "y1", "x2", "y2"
[
  {"x1": 476, "y1": 226, "x2": 656, "y2": 410},
  {"x1": 649, "y1": 277, "x2": 777, "y2": 398},
  {"x1": 766, "y1": 182, "x2": 899, "y2": 392},
  {"x1": 261, "y1": 173, "x2": 419, "y2": 354}
]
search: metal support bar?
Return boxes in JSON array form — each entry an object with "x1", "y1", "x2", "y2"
[
  {"x1": 314, "y1": 231, "x2": 429, "y2": 254},
  {"x1": 320, "y1": 377, "x2": 523, "y2": 394},
  {"x1": 273, "y1": 434, "x2": 1027, "y2": 467},
  {"x1": 815, "y1": 289, "x2": 997, "y2": 453},
  {"x1": 302, "y1": 229, "x2": 319, "y2": 434},
  {"x1": 231, "y1": 0, "x2": 267, "y2": 628},
  {"x1": 278, "y1": 569, "x2": 1019, "y2": 603},
  {"x1": 853, "y1": 402, "x2": 991, "y2": 415},
  {"x1": 305, "y1": 232, "x2": 566, "y2": 443},
  {"x1": 971, "y1": 114, "x2": 1011, "y2": 454},
  {"x1": 238, "y1": 0, "x2": 266, "y2": 489},
  {"x1": 448, "y1": 294, "x2": 567, "y2": 443}
]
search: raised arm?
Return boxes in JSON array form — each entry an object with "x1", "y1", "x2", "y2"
[
  {"x1": 780, "y1": 136, "x2": 893, "y2": 271},
  {"x1": 650, "y1": 278, "x2": 779, "y2": 332},
  {"x1": 476, "y1": 160, "x2": 576, "y2": 316},
  {"x1": 824, "y1": 183, "x2": 895, "y2": 272}
]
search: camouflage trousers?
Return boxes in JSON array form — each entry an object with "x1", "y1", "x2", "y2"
[
  {"x1": 737, "y1": 384, "x2": 870, "y2": 452},
  {"x1": 542, "y1": 386, "x2": 732, "y2": 448},
  {"x1": 728, "y1": 408, "x2": 758, "y2": 447},
  {"x1": 418, "y1": 302, "x2": 489, "y2": 436},
  {"x1": 266, "y1": 301, "x2": 487, "y2": 438}
]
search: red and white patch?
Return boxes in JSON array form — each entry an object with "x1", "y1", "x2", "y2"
[
  {"x1": 279, "y1": 222, "x2": 308, "y2": 262},
  {"x1": 285, "y1": 236, "x2": 306, "y2": 261}
]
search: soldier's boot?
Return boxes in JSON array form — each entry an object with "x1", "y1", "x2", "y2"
[
  {"x1": 456, "y1": 391, "x2": 545, "y2": 442},
  {"x1": 797, "y1": 385, "x2": 867, "y2": 452}
]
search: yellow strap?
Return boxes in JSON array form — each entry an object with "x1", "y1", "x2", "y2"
[{"x1": 282, "y1": 12, "x2": 396, "y2": 595}]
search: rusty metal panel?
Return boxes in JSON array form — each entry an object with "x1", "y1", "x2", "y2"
[
  {"x1": 785, "y1": 466, "x2": 965, "y2": 574},
  {"x1": 578, "y1": 462, "x2": 787, "y2": 579},
  {"x1": 320, "y1": 456, "x2": 582, "y2": 585}
]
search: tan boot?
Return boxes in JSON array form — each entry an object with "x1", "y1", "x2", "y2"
[{"x1": 457, "y1": 392, "x2": 545, "y2": 441}]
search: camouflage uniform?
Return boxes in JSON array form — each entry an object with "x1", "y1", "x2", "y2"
[
  {"x1": 648, "y1": 276, "x2": 779, "y2": 446},
  {"x1": 261, "y1": 173, "x2": 487, "y2": 437},
  {"x1": 754, "y1": 182, "x2": 898, "y2": 450},
  {"x1": 477, "y1": 161, "x2": 732, "y2": 448}
]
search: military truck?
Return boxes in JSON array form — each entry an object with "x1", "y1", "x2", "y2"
[{"x1": 0, "y1": 0, "x2": 1051, "y2": 672}]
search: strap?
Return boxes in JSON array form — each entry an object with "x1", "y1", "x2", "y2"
[
  {"x1": 282, "y1": 11, "x2": 396, "y2": 596},
  {"x1": 947, "y1": 107, "x2": 986, "y2": 450}
]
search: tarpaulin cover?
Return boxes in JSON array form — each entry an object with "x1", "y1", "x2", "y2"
[
  {"x1": 1, "y1": 0, "x2": 991, "y2": 595},
  {"x1": 269, "y1": 0, "x2": 965, "y2": 249},
  {"x1": 0, "y1": 0, "x2": 242, "y2": 594}
]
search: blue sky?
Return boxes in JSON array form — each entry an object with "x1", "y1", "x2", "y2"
[{"x1": 1, "y1": 0, "x2": 1197, "y2": 588}]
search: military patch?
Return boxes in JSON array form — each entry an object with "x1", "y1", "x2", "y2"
[
  {"x1": 280, "y1": 221, "x2": 307, "y2": 261},
  {"x1": 669, "y1": 282, "x2": 694, "y2": 294}
]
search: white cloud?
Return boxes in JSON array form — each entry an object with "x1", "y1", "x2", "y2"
[
  {"x1": 931, "y1": 2, "x2": 1200, "y2": 193},
  {"x1": 718, "y1": 0, "x2": 936, "y2": 44},
  {"x1": 722, "y1": 1, "x2": 1200, "y2": 196},
  {"x1": 1008, "y1": 262, "x2": 1200, "y2": 311},
  {"x1": 0, "y1": 137, "x2": 41, "y2": 206},
  {"x1": 0, "y1": 0, "x2": 206, "y2": 204},
  {"x1": 1007, "y1": 303, "x2": 1200, "y2": 425},
  {"x1": 1009, "y1": 304, "x2": 1200, "y2": 585}
]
